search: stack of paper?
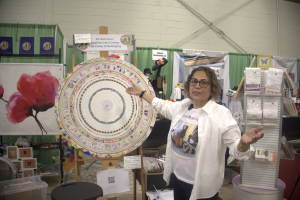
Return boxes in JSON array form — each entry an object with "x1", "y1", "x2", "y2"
[{"x1": 283, "y1": 98, "x2": 298, "y2": 116}]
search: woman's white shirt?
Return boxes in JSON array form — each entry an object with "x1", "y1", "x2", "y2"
[{"x1": 151, "y1": 98, "x2": 254, "y2": 199}]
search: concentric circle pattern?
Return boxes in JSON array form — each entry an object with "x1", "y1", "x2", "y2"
[{"x1": 54, "y1": 57, "x2": 156, "y2": 157}]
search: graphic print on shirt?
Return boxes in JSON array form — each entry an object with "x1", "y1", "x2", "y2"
[{"x1": 171, "y1": 112, "x2": 199, "y2": 157}]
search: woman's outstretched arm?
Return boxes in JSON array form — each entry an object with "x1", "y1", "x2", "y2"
[{"x1": 126, "y1": 82, "x2": 155, "y2": 104}]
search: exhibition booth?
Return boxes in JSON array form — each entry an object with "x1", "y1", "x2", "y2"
[{"x1": 1, "y1": 22, "x2": 300, "y2": 200}]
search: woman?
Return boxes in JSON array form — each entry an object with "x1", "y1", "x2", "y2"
[{"x1": 126, "y1": 66, "x2": 264, "y2": 200}]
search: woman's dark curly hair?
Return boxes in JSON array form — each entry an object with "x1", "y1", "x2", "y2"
[{"x1": 184, "y1": 66, "x2": 220, "y2": 100}]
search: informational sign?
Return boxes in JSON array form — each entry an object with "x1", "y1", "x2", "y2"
[
  {"x1": 74, "y1": 34, "x2": 91, "y2": 44},
  {"x1": 152, "y1": 50, "x2": 167, "y2": 60},
  {"x1": 124, "y1": 155, "x2": 141, "y2": 169},
  {"x1": 97, "y1": 168, "x2": 130, "y2": 195},
  {"x1": 73, "y1": 34, "x2": 135, "y2": 52}
]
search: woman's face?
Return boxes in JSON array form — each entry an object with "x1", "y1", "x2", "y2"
[{"x1": 189, "y1": 71, "x2": 212, "y2": 104}]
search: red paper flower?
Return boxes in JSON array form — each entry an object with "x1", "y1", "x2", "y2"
[
  {"x1": 6, "y1": 92, "x2": 33, "y2": 124},
  {"x1": 109, "y1": 54, "x2": 120, "y2": 59},
  {"x1": 17, "y1": 71, "x2": 59, "y2": 112},
  {"x1": 0, "y1": 85, "x2": 4, "y2": 99}
]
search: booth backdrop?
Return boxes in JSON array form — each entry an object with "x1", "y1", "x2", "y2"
[
  {"x1": 0, "y1": 23, "x2": 66, "y2": 164},
  {"x1": 0, "y1": 22, "x2": 64, "y2": 64},
  {"x1": 130, "y1": 47, "x2": 183, "y2": 99}
]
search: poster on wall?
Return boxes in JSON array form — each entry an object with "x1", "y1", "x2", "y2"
[
  {"x1": 19, "y1": 37, "x2": 34, "y2": 54},
  {"x1": 0, "y1": 63, "x2": 63, "y2": 135},
  {"x1": 173, "y1": 51, "x2": 230, "y2": 106},
  {"x1": 40, "y1": 37, "x2": 55, "y2": 54},
  {"x1": 0, "y1": 37, "x2": 13, "y2": 54}
]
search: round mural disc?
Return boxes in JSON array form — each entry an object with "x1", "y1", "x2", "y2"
[{"x1": 55, "y1": 57, "x2": 156, "y2": 157}]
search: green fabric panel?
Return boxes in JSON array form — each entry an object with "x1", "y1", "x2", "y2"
[
  {"x1": 130, "y1": 47, "x2": 183, "y2": 99},
  {"x1": 34, "y1": 149, "x2": 59, "y2": 165},
  {"x1": 228, "y1": 53, "x2": 259, "y2": 109},
  {"x1": 55, "y1": 25, "x2": 64, "y2": 64},
  {"x1": 66, "y1": 45, "x2": 85, "y2": 73},
  {"x1": 0, "y1": 22, "x2": 63, "y2": 64},
  {"x1": 229, "y1": 53, "x2": 258, "y2": 89},
  {"x1": 2, "y1": 136, "x2": 59, "y2": 165},
  {"x1": 2, "y1": 135, "x2": 57, "y2": 144}
]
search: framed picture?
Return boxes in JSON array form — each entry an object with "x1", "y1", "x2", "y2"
[
  {"x1": 22, "y1": 158, "x2": 37, "y2": 170},
  {"x1": 17, "y1": 172, "x2": 23, "y2": 178},
  {"x1": 23, "y1": 170, "x2": 34, "y2": 177},
  {"x1": 19, "y1": 147, "x2": 33, "y2": 158},
  {"x1": 7, "y1": 146, "x2": 19, "y2": 160},
  {"x1": 257, "y1": 56, "x2": 272, "y2": 68},
  {"x1": 12, "y1": 161, "x2": 23, "y2": 171}
]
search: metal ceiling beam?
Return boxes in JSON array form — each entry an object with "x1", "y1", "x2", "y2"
[{"x1": 170, "y1": 0, "x2": 254, "y2": 53}]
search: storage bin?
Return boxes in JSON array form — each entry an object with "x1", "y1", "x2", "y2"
[{"x1": 0, "y1": 176, "x2": 48, "y2": 200}]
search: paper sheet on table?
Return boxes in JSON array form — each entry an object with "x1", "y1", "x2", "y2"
[
  {"x1": 124, "y1": 155, "x2": 141, "y2": 169},
  {"x1": 146, "y1": 189, "x2": 174, "y2": 200},
  {"x1": 97, "y1": 168, "x2": 130, "y2": 195}
]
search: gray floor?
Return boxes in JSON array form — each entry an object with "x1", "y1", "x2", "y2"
[{"x1": 43, "y1": 154, "x2": 246, "y2": 200}]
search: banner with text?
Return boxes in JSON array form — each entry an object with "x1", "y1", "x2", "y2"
[{"x1": 73, "y1": 34, "x2": 135, "y2": 52}]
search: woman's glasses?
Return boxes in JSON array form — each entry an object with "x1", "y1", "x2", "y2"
[{"x1": 189, "y1": 79, "x2": 209, "y2": 88}]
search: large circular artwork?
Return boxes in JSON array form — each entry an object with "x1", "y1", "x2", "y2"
[{"x1": 55, "y1": 57, "x2": 156, "y2": 157}]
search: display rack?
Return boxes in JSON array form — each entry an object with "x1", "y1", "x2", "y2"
[{"x1": 239, "y1": 69, "x2": 284, "y2": 190}]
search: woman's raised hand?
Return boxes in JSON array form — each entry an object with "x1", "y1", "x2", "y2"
[
  {"x1": 126, "y1": 82, "x2": 143, "y2": 96},
  {"x1": 241, "y1": 126, "x2": 264, "y2": 145}
]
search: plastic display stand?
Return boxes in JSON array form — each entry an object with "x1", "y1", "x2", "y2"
[
  {"x1": 233, "y1": 175, "x2": 285, "y2": 200},
  {"x1": 240, "y1": 69, "x2": 284, "y2": 190}
]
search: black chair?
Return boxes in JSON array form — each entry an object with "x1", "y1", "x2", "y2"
[{"x1": 51, "y1": 182, "x2": 103, "y2": 200}]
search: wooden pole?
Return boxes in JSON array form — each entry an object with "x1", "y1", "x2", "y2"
[
  {"x1": 74, "y1": 148, "x2": 80, "y2": 182},
  {"x1": 132, "y1": 56, "x2": 145, "y2": 200},
  {"x1": 100, "y1": 26, "x2": 109, "y2": 57},
  {"x1": 133, "y1": 55, "x2": 136, "y2": 66},
  {"x1": 131, "y1": 149, "x2": 137, "y2": 200},
  {"x1": 72, "y1": 54, "x2": 75, "y2": 69},
  {"x1": 139, "y1": 145, "x2": 146, "y2": 200}
]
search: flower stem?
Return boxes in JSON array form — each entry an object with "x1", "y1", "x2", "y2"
[
  {"x1": 1, "y1": 98, "x2": 8, "y2": 103},
  {"x1": 36, "y1": 118, "x2": 48, "y2": 134},
  {"x1": 34, "y1": 112, "x2": 48, "y2": 135}
]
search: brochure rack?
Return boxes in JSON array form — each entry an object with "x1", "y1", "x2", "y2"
[{"x1": 240, "y1": 69, "x2": 284, "y2": 190}]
